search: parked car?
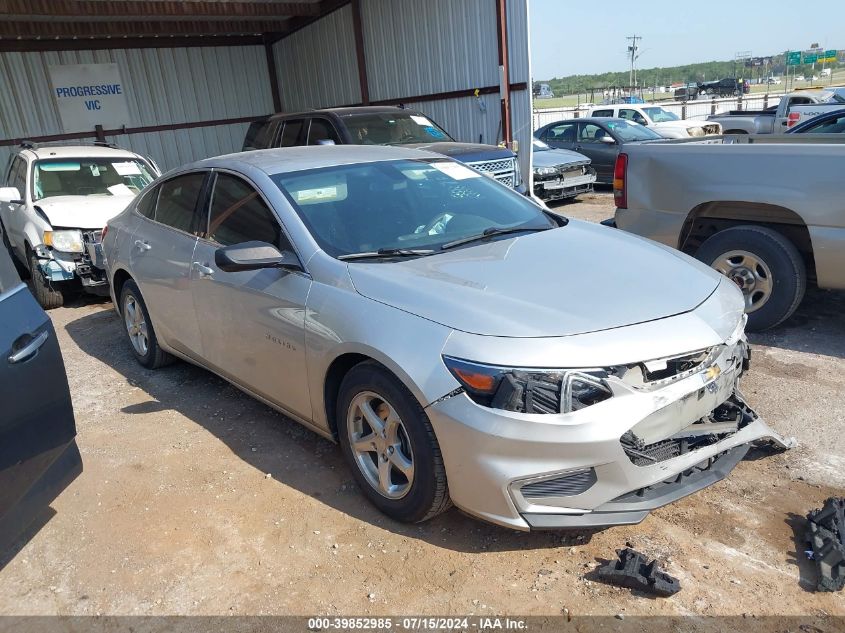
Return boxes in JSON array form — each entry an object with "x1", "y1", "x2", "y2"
[
  {"x1": 531, "y1": 138, "x2": 596, "y2": 202},
  {"x1": 534, "y1": 117, "x2": 663, "y2": 183},
  {"x1": 0, "y1": 143, "x2": 160, "y2": 308},
  {"x1": 612, "y1": 135, "x2": 845, "y2": 330},
  {"x1": 708, "y1": 89, "x2": 845, "y2": 134},
  {"x1": 243, "y1": 106, "x2": 525, "y2": 194},
  {"x1": 589, "y1": 104, "x2": 721, "y2": 138},
  {"x1": 0, "y1": 245, "x2": 81, "y2": 560},
  {"x1": 103, "y1": 145, "x2": 793, "y2": 530},
  {"x1": 699, "y1": 78, "x2": 746, "y2": 97},
  {"x1": 786, "y1": 108, "x2": 845, "y2": 133},
  {"x1": 674, "y1": 84, "x2": 699, "y2": 101}
]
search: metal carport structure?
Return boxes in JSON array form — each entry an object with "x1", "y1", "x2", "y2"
[{"x1": 0, "y1": 0, "x2": 532, "y2": 176}]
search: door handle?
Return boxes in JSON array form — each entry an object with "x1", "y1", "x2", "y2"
[
  {"x1": 134, "y1": 239, "x2": 151, "y2": 251},
  {"x1": 192, "y1": 262, "x2": 214, "y2": 277},
  {"x1": 9, "y1": 330, "x2": 49, "y2": 364}
]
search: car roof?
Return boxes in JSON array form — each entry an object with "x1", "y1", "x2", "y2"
[
  {"x1": 18, "y1": 144, "x2": 142, "y2": 161},
  {"x1": 540, "y1": 117, "x2": 629, "y2": 127},
  {"x1": 188, "y1": 145, "x2": 446, "y2": 176},
  {"x1": 267, "y1": 106, "x2": 418, "y2": 120}
]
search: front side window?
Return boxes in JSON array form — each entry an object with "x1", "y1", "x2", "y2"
[
  {"x1": 207, "y1": 173, "x2": 283, "y2": 247},
  {"x1": 578, "y1": 123, "x2": 611, "y2": 143},
  {"x1": 155, "y1": 172, "x2": 206, "y2": 233},
  {"x1": 10, "y1": 157, "x2": 26, "y2": 195},
  {"x1": 620, "y1": 109, "x2": 648, "y2": 125},
  {"x1": 342, "y1": 112, "x2": 453, "y2": 145},
  {"x1": 272, "y1": 159, "x2": 554, "y2": 258},
  {"x1": 308, "y1": 119, "x2": 341, "y2": 145},
  {"x1": 136, "y1": 185, "x2": 159, "y2": 219},
  {"x1": 32, "y1": 157, "x2": 155, "y2": 201}
]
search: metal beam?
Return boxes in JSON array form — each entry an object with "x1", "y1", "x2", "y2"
[
  {"x1": 0, "y1": 1, "x2": 320, "y2": 20},
  {"x1": 268, "y1": 0, "x2": 350, "y2": 44},
  {"x1": 0, "y1": 34, "x2": 266, "y2": 52},
  {"x1": 0, "y1": 19, "x2": 295, "y2": 38},
  {"x1": 263, "y1": 35, "x2": 282, "y2": 112},
  {"x1": 495, "y1": 0, "x2": 512, "y2": 147},
  {"x1": 350, "y1": 0, "x2": 369, "y2": 105}
]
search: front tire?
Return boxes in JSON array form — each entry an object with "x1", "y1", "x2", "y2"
[
  {"x1": 119, "y1": 280, "x2": 174, "y2": 369},
  {"x1": 28, "y1": 253, "x2": 64, "y2": 309},
  {"x1": 695, "y1": 225, "x2": 806, "y2": 331},
  {"x1": 337, "y1": 362, "x2": 451, "y2": 523}
]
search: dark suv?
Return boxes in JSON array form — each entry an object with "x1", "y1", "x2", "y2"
[{"x1": 243, "y1": 106, "x2": 526, "y2": 194}]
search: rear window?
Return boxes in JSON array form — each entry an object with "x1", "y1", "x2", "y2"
[{"x1": 592, "y1": 109, "x2": 613, "y2": 117}]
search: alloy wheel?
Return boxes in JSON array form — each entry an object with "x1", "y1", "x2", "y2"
[
  {"x1": 347, "y1": 391, "x2": 415, "y2": 499},
  {"x1": 123, "y1": 294, "x2": 149, "y2": 356}
]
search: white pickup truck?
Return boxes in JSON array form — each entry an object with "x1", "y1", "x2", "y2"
[
  {"x1": 590, "y1": 104, "x2": 721, "y2": 138},
  {"x1": 611, "y1": 135, "x2": 845, "y2": 331},
  {"x1": 707, "y1": 89, "x2": 845, "y2": 134},
  {"x1": 0, "y1": 143, "x2": 159, "y2": 308}
]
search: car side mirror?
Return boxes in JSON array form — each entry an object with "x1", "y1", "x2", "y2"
[
  {"x1": 600, "y1": 136, "x2": 616, "y2": 144},
  {"x1": 0, "y1": 187, "x2": 23, "y2": 204},
  {"x1": 215, "y1": 241, "x2": 303, "y2": 273}
]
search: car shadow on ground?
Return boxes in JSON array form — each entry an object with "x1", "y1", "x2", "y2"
[
  {"x1": 784, "y1": 513, "x2": 819, "y2": 593},
  {"x1": 749, "y1": 287, "x2": 845, "y2": 360},
  {"x1": 64, "y1": 307, "x2": 598, "y2": 554}
]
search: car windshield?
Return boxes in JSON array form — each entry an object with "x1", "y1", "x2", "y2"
[
  {"x1": 272, "y1": 159, "x2": 555, "y2": 258},
  {"x1": 642, "y1": 107, "x2": 680, "y2": 122},
  {"x1": 820, "y1": 90, "x2": 845, "y2": 103},
  {"x1": 532, "y1": 138, "x2": 551, "y2": 151},
  {"x1": 33, "y1": 157, "x2": 155, "y2": 201},
  {"x1": 604, "y1": 120, "x2": 663, "y2": 141},
  {"x1": 341, "y1": 113, "x2": 454, "y2": 145}
]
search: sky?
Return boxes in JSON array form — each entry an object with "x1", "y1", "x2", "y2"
[{"x1": 529, "y1": 0, "x2": 845, "y2": 79}]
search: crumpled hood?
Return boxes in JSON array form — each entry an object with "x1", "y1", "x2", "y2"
[
  {"x1": 533, "y1": 148, "x2": 591, "y2": 168},
  {"x1": 36, "y1": 195, "x2": 135, "y2": 230},
  {"x1": 347, "y1": 220, "x2": 724, "y2": 338},
  {"x1": 404, "y1": 142, "x2": 515, "y2": 164}
]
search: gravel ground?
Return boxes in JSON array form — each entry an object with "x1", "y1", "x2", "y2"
[{"x1": 2, "y1": 190, "x2": 843, "y2": 618}]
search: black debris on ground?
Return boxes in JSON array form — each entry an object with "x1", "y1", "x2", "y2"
[
  {"x1": 806, "y1": 497, "x2": 845, "y2": 592},
  {"x1": 596, "y1": 548, "x2": 681, "y2": 598}
]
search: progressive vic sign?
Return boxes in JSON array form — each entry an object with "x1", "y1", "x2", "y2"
[{"x1": 48, "y1": 63, "x2": 131, "y2": 132}]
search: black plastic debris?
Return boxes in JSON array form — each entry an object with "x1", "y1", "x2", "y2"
[
  {"x1": 596, "y1": 548, "x2": 681, "y2": 597},
  {"x1": 806, "y1": 497, "x2": 845, "y2": 592}
]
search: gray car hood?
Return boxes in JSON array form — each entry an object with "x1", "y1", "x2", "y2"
[
  {"x1": 347, "y1": 220, "x2": 722, "y2": 338},
  {"x1": 533, "y1": 148, "x2": 591, "y2": 168}
]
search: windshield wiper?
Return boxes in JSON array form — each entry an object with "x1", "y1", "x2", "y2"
[
  {"x1": 337, "y1": 248, "x2": 436, "y2": 261},
  {"x1": 440, "y1": 225, "x2": 553, "y2": 250}
]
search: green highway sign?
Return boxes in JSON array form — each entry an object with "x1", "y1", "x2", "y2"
[
  {"x1": 802, "y1": 52, "x2": 818, "y2": 64},
  {"x1": 786, "y1": 51, "x2": 801, "y2": 65},
  {"x1": 824, "y1": 49, "x2": 838, "y2": 63}
]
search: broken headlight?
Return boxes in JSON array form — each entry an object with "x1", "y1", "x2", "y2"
[
  {"x1": 442, "y1": 356, "x2": 613, "y2": 414},
  {"x1": 44, "y1": 229, "x2": 84, "y2": 253}
]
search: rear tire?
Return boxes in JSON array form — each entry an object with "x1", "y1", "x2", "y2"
[
  {"x1": 695, "y1": 225, "x2": 806, "y2": 331},
  {"x1": 119, "y1": 280, "x2": 174, "y2": 369},
  {"x1": 28, "y1": 253, "x2": 64, "y2": 309},
  {"x1": 337, "y1": 362, "x2": 451, "y2": 523}
]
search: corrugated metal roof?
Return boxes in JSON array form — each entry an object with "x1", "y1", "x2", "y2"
[{"x1": 0, "y1": 45, "x2": 273, "y2": 171}]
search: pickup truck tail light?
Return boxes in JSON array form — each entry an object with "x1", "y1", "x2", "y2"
[{"x1": 613, "y1": 153, "x2": 628, "y2": 209}]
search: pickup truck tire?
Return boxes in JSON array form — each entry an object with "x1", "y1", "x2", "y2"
[
  {"x1": 337, "y1": 361, "x2": 451, "y2": 524},
  {"x1": 695, "y1": 225, "x2": 806, "y2": 331},
  {"x1": 28, "y1": 253, "x2": 64, "y2": 310},
  {"x1": 119, "y1": 280, "x2": 174, "y2": 369}
]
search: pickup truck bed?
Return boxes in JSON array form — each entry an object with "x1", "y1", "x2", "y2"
[{"x1": 613, "y1": 135, "x2": 845, "y2": 330}]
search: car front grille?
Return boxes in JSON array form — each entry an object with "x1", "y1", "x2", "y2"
[
  {"x1": 466, "y1": 157, "x2": 516, "y2": 188},
  {"x1": 520, "y1": 469, "x2": 597, "y2": 500},
  {"x1": 702, "y1": 123, "x2": 721, "y2": 135}
]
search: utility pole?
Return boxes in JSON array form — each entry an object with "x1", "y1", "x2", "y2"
[{"x1": 627, "y1": 34, "x2": 641, "y2": 93}]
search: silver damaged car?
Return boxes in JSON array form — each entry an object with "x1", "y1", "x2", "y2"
[{"x1": 102, "y1": 146, "x2": 794, "y2": 530}]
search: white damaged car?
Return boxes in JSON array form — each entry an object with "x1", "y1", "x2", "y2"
[{"x1": 0, "y1": 143, "x2": 159, "y2": 308}]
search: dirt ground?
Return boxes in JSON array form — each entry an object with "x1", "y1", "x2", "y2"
[{"x1": 2, "y1": 190, "x2": 844, "y2": 618}]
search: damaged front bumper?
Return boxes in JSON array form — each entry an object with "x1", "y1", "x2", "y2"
[
  {"x1": 426, "y1": 336, "x2": 795, "y2": 531},
  {"x1": 35, "y1": 230, "x2": 108, "y2": 293}
]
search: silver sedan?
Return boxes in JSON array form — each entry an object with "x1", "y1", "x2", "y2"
[{"x1": 102, "y1": 145, "x2": 793, "y2": 530}]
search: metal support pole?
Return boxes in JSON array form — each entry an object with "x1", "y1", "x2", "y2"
[{"x1": 495, "y1": 0, "x2": 512, "y2": 148}]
